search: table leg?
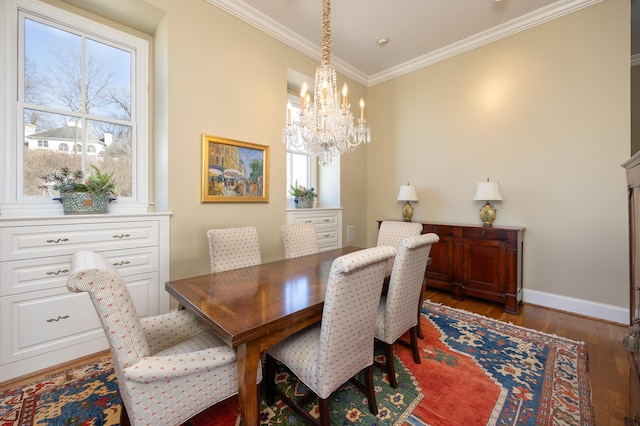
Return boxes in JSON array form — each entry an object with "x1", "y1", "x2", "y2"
[{"x1": 237, "y1": 341, "x2": 261, "y2": 426}]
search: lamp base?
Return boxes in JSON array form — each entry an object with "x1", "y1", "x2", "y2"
[
  {"x1": 479, "y1": 201, "x2": 497, "y2": 227},
  {"x1": 402, "y1": 201, "x2": 414, "y2": 222}
]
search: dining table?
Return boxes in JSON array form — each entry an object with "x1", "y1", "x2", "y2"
[{"x1": 165, "y1": 246, "x2": 372, "y2": 426}]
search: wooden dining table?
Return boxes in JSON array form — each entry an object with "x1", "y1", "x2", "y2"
[{"x1": 165, "y1": 246, "x2": 369, "y2": 426}]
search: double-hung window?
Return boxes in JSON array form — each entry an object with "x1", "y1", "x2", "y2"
[
  {"x1": 285, "y1": 93, "x2": 316, "y2": 202},
  {"x1": 0, "y1": 0, "x2": 149, "y2": 216}
]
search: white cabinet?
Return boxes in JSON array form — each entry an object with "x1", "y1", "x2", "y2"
[
  {"x1": 0, "y1": 213, "x2": 170, "y2": 382},
  {"x1": 286, "y1": 208, "x2": 342, "y2": 251}
]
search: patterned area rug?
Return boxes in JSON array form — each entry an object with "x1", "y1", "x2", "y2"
[
  {"x1": 0, "y1": 347, "x2": 421, "y2": 425},
  {"x1": 402, "y1": 301, "x2": 593, "y2": 426},
  {"x1": 0, "y1": 300, "x2": 594, "y2": 425}
]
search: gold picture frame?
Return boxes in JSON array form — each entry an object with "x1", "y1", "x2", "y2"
[{"x1": 201, "y1": 134, "x2": 269, "y2": 203}]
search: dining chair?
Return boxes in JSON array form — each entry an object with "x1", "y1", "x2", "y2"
[
  {"x1": 280, "y1": 222, "x2": 319, "y2": 258},
  {"x1": 376, "y1": 220, "x2": 423, "y2": 249},
  {"x1": 66, "y1": 250, "x2": 259, "y2": 426},
  {"x1": 265, "y1": 245, "x2": 397, "y2": 426},
  {"x1": 374, "y1": 233, "x2": 439, "y2": 388},
  {"x1": 207, "y1": 226, "x2": 262, "y2": 273}
]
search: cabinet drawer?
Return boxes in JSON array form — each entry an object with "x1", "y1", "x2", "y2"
[
  {"x1": 0, "y1": 221, "x2": 158, "y2": 261},
  {"x1": 421, "y1": 223, "x2": 453, "y2": 236},
  {"x1": 0, "y1": 273, "x2": 157, "y2": 364},
  {"x1": 463, "y1": 227, "x2": 506, "y2": 240},
  {"x1": 317, "y1": 229, "x2": 338, "y2": 244},
  {"x1": 1, "y1": 247, "x2": 159, "y2": 296},
  {"x1": 294, "y1": 215, "x2": 338, "y2": 226}
]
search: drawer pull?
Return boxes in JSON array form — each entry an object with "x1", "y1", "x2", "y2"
[
  {"x1": 323, "y1": 219, "x2": 330, "y2": 222},
  {"x1": 46, "y1": 238, "x2": 69, "y2": 244},
  {"x1": 480, "y1": 230, "x2": 486, "y2": 237},
  {"x1": 113, "y1": 233, "x2": 131, "y2": 239},
  {"x1": 46, "y1": 315, "x2": 69, "y2": 323},
  {"x1": 113, "y1": 261, "x2": 131, "y2": 266},
  {"x1": 46, "y1": 269, "x2": 69, "y2": 276},
  {"x1": 304, "y1": 220, "x2": 313, "y2": 223},
  {"x1": 323, "y1": 234, "x2": 331, "y2": 238}
]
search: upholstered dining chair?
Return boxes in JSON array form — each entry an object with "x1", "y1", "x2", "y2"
[
  {"x1": 376, "y1": 220, "x2": 423, "y2": 249},
  {"x1": 66, "y1": 250, "x2": 258, "y2": 426},
  {"x1": 207, "y1": 226, "x2": 262, "y2": 273},
  {"x1": 374, "y1": 233, "x2": 439, "y2": 389},
  {"x1": 280, "y1": 222, "x2": 319, "y2": 258},
  {"x1": 265, "y1": 245, "x2": 397, "y2": 426}
]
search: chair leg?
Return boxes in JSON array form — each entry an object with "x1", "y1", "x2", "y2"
[
  {"x1": 318, "y1": 397, "x2": 331, "y2": 426},
  {"x1": 364, "y1": 365, "x2": 378, "y2": 416},
  {"x1": 265, "y1": 354, "x2": 277, "y2": 405},
  {"x1": 417, "y1": 285, "x2": 425, "y2": 339},
  {"x1": 120, "y1": 402, "x2": 131, "y2": 426},
  {"x1": 410, "y1": 325, "x2": 421, "y2": 364},
  {"x1": 385, "y1": 342, "x2": 398, "y2": 389}
]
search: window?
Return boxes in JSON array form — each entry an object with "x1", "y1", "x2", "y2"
[
  {"x1": 285, "y1": 94, "x2": 316, "y2": 200},
  {"x1": 0, "y1": 0, "x2": 149, "y2": 216}
]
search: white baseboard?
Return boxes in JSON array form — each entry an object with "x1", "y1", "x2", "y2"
[{"x1": 523, "y1": 289, "x2": 629, "y2": 325}]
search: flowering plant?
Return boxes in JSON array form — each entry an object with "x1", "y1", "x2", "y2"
[{"x1": 289, "y1": 181, "x2": 316, "y2": 199}]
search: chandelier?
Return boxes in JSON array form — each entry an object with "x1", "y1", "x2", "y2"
[{"x1": 282, "y1": 0, "x2": 371, "y2": 166}]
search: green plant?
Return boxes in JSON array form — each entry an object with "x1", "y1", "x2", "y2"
[
  {"x1": 41, "y1": 165, "x2": 116, "y2": 196},
  {"x1": 288, "y1": 181, "x2": 316, "y2": 199}
]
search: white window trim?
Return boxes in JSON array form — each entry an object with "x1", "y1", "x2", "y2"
[
  {"x1": 285, "y1": 93, "x2": 317, "y2": 204},
  {"x1": 0, "y1": 0, "x2": 149, "y2": 217}
]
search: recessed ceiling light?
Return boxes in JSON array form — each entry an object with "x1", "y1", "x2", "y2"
[{"x1": 377, "y1": 37, "x2": 389, "y2": 47}]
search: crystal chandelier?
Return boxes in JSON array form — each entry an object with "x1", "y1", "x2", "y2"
[{"x1": 282, "y1": 0, "x2": 371, "y2": 166}]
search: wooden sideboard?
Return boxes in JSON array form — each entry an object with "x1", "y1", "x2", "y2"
[{"x1": 378, "y1": 221, "x2": 524, "y2": 314}]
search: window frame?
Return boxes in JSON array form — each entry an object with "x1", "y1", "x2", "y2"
[
  {"x1": 0, "y1": 0, "x2": 149, "y2": 216},
  {"x1": 285, "y1": 93, "x2": 317, "y2": 204}
]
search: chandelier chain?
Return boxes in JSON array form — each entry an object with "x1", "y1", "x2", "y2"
[{"x1": 321, "y1": 0, "x2": 331, "y2": 66}]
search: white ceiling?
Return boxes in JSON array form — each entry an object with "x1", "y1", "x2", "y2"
[{"x1": 207, "y1": 0, "x2": 606, "y2": 86}]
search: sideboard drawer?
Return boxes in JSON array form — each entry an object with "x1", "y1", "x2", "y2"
[
  {"x1": 0, "y1": 221, "x2": 158, "y2": 261},
  {"x1": 1, "y1": 247, "x2": 159, "y2": 296},
  {"x1": 0, "y1": 273, "x2": 157, "y2": 365}
]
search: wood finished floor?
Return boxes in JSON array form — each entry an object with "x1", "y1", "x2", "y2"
[{"x1": 0, "y1": 289, "x2": 631, "y2": 425}]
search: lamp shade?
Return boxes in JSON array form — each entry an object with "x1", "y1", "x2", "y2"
[
  {"x1": 397, "y1": 185, "x2": 418, "y2": 202},
  {"x1": 473, "y1": 180, "x2": 503, "y2": 201}
]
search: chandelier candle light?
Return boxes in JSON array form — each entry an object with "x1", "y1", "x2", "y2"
[
  {"x1": 397, "y1": 183, "x2": 419, "y2": 222},
  {"x1": 473, "y1": 178, "x2": 503, "y2": 227},
  {"x1": 282, "y1": 0, "x2": 371, "y2": 166}
]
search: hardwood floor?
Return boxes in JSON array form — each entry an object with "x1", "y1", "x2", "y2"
[
  {"x1": 424, "y1": 289, "x2": 630, "y2": 426},
  {"x1": 1, "y1": 290, "x2": 631, "y2": 425}
]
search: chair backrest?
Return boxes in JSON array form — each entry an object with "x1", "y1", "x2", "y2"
[
  {"x1": 66, "y1": 250, "x2": 149, "y2": 370},
  {"x1": 316, "y1": 245, "x2": 396, "y2": 398},
  {"x1": 376, "y1": 220, "x2": 423, "y2": 249},
  {"x1": 281, "y1": 223, "x2": 319, "y2": 259},
  {"x1": 381, "y1": 233, "x2": 439, "y2": 342},
  {"x1": 207, "y1": 226, "x2": 262, "y2": 273}
]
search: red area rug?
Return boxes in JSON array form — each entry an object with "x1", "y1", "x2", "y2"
[
  {"x1": 401, "y1": 301, "x2": 593, "y2": 425},
  {"x1": 0, "y1": 300, "x2": 594, "y2": 425}
]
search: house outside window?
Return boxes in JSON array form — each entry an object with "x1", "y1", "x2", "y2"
[{"x1": 0, "y1": 0, "x2": 149, "y2": 216}]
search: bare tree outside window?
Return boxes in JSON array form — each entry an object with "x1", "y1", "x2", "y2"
[{"x1": 21, "y1": 15, "x2": 133, "y2": 197}]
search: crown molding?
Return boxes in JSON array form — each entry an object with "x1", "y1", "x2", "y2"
[{"x1": 208, "y1": 0, "x2": 603, "y2": 87}]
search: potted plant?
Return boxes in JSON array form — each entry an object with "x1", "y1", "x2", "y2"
[
  {"x1": 289, "y1": 181, "x2": 316, "y2": 208},
  {"x1": 41, "y1": 165, "x2": 116, "y2": 214}
]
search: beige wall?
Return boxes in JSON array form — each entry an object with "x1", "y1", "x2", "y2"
[
  {"x1": 367, "y1": 0, "x2": 630, "y2": 310},
  {"x1": 632, "y1": 65, "x2": 640, "y2": 155},
  {"x1": 156, "y1": 0, "x2": 371, "y2": 282}
]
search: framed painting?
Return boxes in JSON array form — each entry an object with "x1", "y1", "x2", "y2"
[{"x1": 201, "y1": 134, "x2": 270, "y2": 203}]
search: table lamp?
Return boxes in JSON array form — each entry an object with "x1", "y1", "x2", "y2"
[
  {"x1": 473, "y1": 178, "x2": 503, "y2": 227},
  {"x1": 397, "y1": 183, "x2": 418, "y2": 221}
]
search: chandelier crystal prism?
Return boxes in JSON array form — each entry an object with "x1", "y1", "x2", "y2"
[{"x1": 282, "y1": 0, "x2": 371, "y2": 166}]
